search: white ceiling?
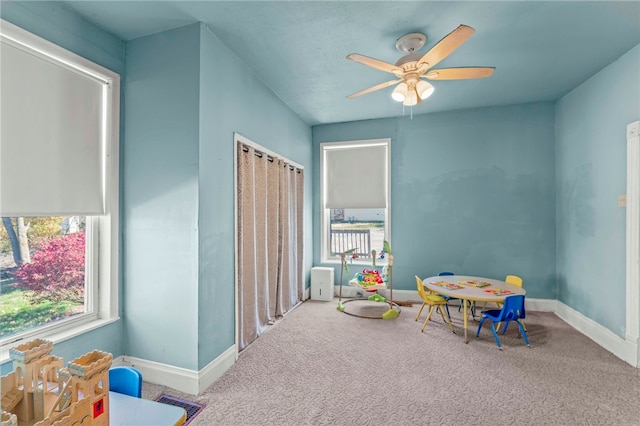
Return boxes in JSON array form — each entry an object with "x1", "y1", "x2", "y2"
[{"x1": 62, "y1": 1, "x2": 640, "y2": 126}]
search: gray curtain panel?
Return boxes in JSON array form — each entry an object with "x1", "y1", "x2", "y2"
[{"x1": 237, "y1": 144, "x2": 304, "y2": 351}]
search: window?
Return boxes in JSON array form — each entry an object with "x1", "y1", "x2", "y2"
[
  {"x1": 0, "y1": 216, "x2": 91, "y2": 340},
  {"x1": 320, "y1": 139, "x2": 391, "y2": 263},
  {"x1": 0, "y1": 20, "x2": 119, "y2": 353}
]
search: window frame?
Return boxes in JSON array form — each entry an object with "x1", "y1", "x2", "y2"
[
  {"x1": 0, "y1": 20, "x2": 119, "y2": 359},
  {"x1": 320, "y1": 138, "x2": 391, "y2": 265}
]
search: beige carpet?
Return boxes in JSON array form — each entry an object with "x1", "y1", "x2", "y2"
[{"x1": 143, "y1": 299, "x2": 640, "y2": 425}]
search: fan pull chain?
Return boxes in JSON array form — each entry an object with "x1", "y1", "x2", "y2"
[{"x1": 401, "y1": 105, "x2": 414, "y2": 119}]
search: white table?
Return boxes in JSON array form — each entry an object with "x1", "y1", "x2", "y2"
[
  {"x1": 422, "y1": 275, "x2": 526, "y2": 343},
  {"x1": 109, "y1": 391, "x2": 187, "y2": 426}
]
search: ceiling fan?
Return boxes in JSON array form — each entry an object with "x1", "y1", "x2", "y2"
[{"x1": 346, "y1": 24, "x2": 495, "y2": 106}]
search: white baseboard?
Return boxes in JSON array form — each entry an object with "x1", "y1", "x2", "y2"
[
  {"x1": 525, "y1": 298, "x2": 556, "y2": 312},
  {"x1": 333, "y1": 285, "x2": 362, "y2": 298},
  {"x1": 121, "y1": 345, "x2": 237, "y2": 395},
  {"x1": 333, "y1": 286, "x2": 424, "y2": 302},
  {"x1": 338, "y1": 286, "x2": 557, "y2": 310},
  {"x1": 111, "y1": 355, "x2": 124, "y2": 366},
  {"x1": 378, "y1": 288, "x2": 423, "y2": 302},
  {"x1": 555, "y1": 301, "x2": 638, "y2": 367}
]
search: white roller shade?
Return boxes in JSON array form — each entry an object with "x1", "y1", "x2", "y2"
[
  {"x1": 0, "y1": 36, "x2": 105, "y2": 216},
  {"x1": 323, "y1": 141, "x2": 388, "y2": 209}
]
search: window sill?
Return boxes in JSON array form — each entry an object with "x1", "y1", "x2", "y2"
[
  {"x1": 321, "y1": 259, "x2": 390, "y2": 268},
  {"x1": 0, "y1": 316, "x2": 120, "y2": 365}
]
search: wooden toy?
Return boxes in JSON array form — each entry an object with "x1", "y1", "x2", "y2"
[
  {"x1": 1, "y1": 411, "x2": 18, "y2": 426},
  {"x1": 1, "y1": 339, "x2": 112, "y2": 426}
]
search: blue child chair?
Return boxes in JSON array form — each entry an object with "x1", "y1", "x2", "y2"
[
  {"x1": 109, "y1": 366, "x2": 143, "y2": 398},
  {"x1": 436, "y1": 271, "x2": 456, "y2": 318},
  {"x1": 476, "y1": 294, "x2": 530, "y2": 350}
]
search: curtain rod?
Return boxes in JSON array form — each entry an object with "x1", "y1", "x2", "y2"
[
  {"x1": 241, "y1": 144, "x2": 302, "y2": 171},
  {"x1": 242, "y1": 144, "x2": 274, "y2": 162}
]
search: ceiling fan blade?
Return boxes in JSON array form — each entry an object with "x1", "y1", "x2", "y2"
[
  {"x1": 417, "y1": 25, "x2": 476, "y2": 70},
  {"x1": 346, "y1": 53, "x2": 403, "y2": 76},
  {"x1": 424, "y1": 67, "x2": 495, "y2": 80},
  {"x1": 347, "y1": 79, "x2": 402, "y2": 99}
]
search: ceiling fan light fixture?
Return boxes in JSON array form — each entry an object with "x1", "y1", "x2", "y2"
[
  {"x1": 391, "y1": 82, "x2": 408, "y2": 102},
  {"x1": 416, "y1": 80, "x2": 435, "y2": 100},
  {"x1": 403, "y1": 88, "x2": 418, "y2": 106}
]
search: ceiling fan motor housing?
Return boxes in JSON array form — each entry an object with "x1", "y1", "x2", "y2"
[{"x1": 395, "y1": 53, "x2": 424, "y2": 69}]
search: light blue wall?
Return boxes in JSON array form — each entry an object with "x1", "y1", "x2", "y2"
[
  {"x1": 555, "y1": 44, "x2": 640, "y2": 338},
  {"x1": 0, "y1": 1, "x2": 125, "y2": 375},
  {"x1": 313, "y1": 103, "x2": 556, "y2": 297},
  {"x1": 197, "y1": 25, "x2": 312, "y2": 369},
  {"x1": 123, "y1": 24, "x2": 201, "y2": 369},
  {"x1": 0, "y1": 4, "x2": 313, "y2": 376},
  {"x1": 0, "y1": 1, "x2": 124, "y2": 72},
  {"x1": 124, "y1": 23, "x2": 312, "y2": 371}
]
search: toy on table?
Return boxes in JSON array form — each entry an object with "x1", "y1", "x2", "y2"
[
  {"x1": 431, "y1": 280, "x2": 464, "y2": 290},
  {"x1": 458, "y1": 280, "x2": 491, "y2": 288},
  {"x1": 484, "y1": 288, "x2": 514, "y2": 296}
]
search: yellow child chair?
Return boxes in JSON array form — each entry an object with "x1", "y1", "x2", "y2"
[
  {"x1": 505, "y1": 274, "x2": 523, "y2": 287},
  {"x1": 415, "y1": 276, "x2": 455, "y2": 333}
]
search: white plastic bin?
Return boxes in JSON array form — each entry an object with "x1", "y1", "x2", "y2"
[{"x1": 310, "y1": 267, "x2": 334, "y2": 301}]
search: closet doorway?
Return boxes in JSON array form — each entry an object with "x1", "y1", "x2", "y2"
[{"x1": 234, "y1": 134, "x2": 304, "y2": 351}]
